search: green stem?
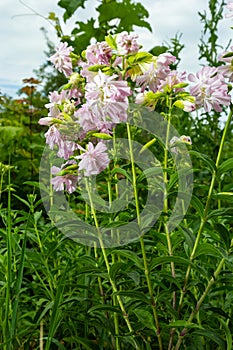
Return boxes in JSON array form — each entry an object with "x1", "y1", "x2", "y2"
[
  {"x1": 85, "y1": 179, "x2": 139, "y2": 349},
  {"x1": 4, "y1": 158, "x2": 12, "y2": 350},
  {"x1": 178, "y1": 106, "x2": 233, "y2": 311},
  {"x1": 175, "y1": 258, "x2": 225, "y2": 350},
  {"x1": 164, "y1": 99, "x2": 176, "y2": 350},
  {"x1": 126, "y1": 123, "x2": 163, "y2": 350}
]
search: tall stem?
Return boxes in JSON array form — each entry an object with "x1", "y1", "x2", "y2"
[
  {"x1": 4, "y1": 157, "x2": 12, "y2": 350},
  {"x1": 175, "y1": 258, "x2": 225, "y2": 350},
  {"x1": 164, "y1": 99, "x2": 176, "y2": 350},
  {"x1": 85, "y1": 179, "x2": 139, "y2": 349},
  {"x1": 178, "y1": 106, "x2": 233, "y2": 311},
  {"x1": 126, "y1": 123, "x2": 163, "y2": 350}
]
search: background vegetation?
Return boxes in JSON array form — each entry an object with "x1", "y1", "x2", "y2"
[{"x1": 0, "y1": 0, "x2": 233, "y2": 349}]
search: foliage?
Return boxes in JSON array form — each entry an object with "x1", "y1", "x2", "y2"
[
  {"x1": 1, "y1": 0, "x2": 233, "y2": 350},
  {"x1": 0, "y1": 79, "x2": 47, "y2": 206}
]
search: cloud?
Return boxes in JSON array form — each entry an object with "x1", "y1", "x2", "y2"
[{"x1": 0, "y1": 0, "x2": 232, "y2": 97}]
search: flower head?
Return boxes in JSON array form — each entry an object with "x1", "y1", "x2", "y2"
[
  {"x1": 116, "y1": 31, "x2": 140, "y2": 55},
  {"x1": 188, "y1": 66, "x2": 231, "y2": 112},
  {"x1": 49, "y1": 42, "x2": 73, "y2": 77},
  {"x1": 76, "y1": 142, "x2": 110, "y2": 177},
  {"x1": 225, "y1": 1, "x2": 233, "y2": 18},
  {"x1": 218, "y1": 47, "x2": 233, "y2": 82},
  {"x1": 51, "y1": 165, "x2": 78, "y2": 193}
]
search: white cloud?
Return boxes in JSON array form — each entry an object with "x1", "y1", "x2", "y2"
[{"x1": 0, "y1": 0, "x2": 232, "y2": 97}]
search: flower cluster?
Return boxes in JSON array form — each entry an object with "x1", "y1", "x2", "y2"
[{"x1": 39, "y1": 31, "x2": 232, "y2": 193}]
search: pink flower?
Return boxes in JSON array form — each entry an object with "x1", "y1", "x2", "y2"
[
  {"x1": 116, "y1": 31, "x2": 140, "y2": 55},
  {"x1": 74, "y1": 104, "x2": 100, "y2": 132},
  {"x1": 51, "y1": 165, "x2": 78, "y2": 193},
  {"x1": 218, "y1": 47, "x2": 233, "y2": 82},
  {"x1": 86, "y1": 41, "x2": 113, "y2": 65},
  {"x1": 225, "y1": 1, "x2": 233, "y2": 18},
  {"x1": 49, "y1": 42, "x2": 73, "y2": 77},
  {"x1": 84, "y1": 70, "x2": 131, "y2": 124},
  {"x1": 170, "y1": 135, "x2": 192, "y2": 154},
  {"x1": 45, "y1": 125, "x2": 62, "y2": 150},
  {"x1": 182, "y1": 100, "x2": 196, "y2": 112},
  {"x1": 135, "y1": 53, "x2": 176, "y2": 92},
  {"x1": 45, "y1": 90, "x2": 68, "y2": 118},
  {"x1": 76, "y1": 142, "x2": 110, "y2": 176},
  {"x1": 57, "y1": 140, "x2": 79, "y2": 160},
  {"x1": 157, "y1": 70, "x2": 187, "y2": 92},
  {"x1": 85, "y1": 71, "x2": 131, "y2": 102},
  {"x1": 38, "y1": 117, "x2": 54, "y2": 125},
  {"x1": 188, "y1": 66, "x2": 231, "y2": 112}
]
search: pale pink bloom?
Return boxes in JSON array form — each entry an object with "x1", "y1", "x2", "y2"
[
  {"x1": 85, "y1": 70, "x2": 131, "y2": 102},
  {"x1": 90, "y1": 100, "x2": 129, "y2": 124},
  {"x1": 182, "y1": 100, "x2": 196, "y2": 112},
  {"x1": 188, "y1": 66, "x2": 231, "y2": 112},
  {"x1": 77, "y1": 142, "x2": 110, "y2": 176},
  {"x1": 49, "y1": 42, "x2": 73, "y2": 77},
  {"x1": 45, "y1": 125, "x2": 62, "y2": 150},
  {"x1": 84, "y1": 71, "x2": 131, "y2": 124},
  {"x1": 158, "y1": 70, "x2": 186, "y2": 92},
  {"x1": 225, "y1": 1, "x2": 233, "y2": 18},
  {"x1": 156, "y1": 53, "x2": 176, "y2": 68},
  {"x1": 136, "y1": 62, "x2": 160, "y2": 92},
  {"x1": 86, "y1": 41, "x2": 113, "y2": 65},
  {"x1": 116, "y1": 31, "x2": 140, "y2": 55},
  {"x1": 57, "y1": 140, "x2": 79, "y2": 160},
  {"x1": 135, "y1": 53, "x2": 176, "y2": 92},
  {"x1": 218, "y1": 47, "x2": 233, "y2": 82},
  {"x1": 170, "y1": 135, "x2": 192, "y2": 154},
  {"x1": 45, "y1": 90, "x2": 68, "y2": 117},
  {"x1": 51, "y1": 165, "x2": 78, "y2": 193},
  {"x1": 45, "y1": 125, "x2": 78, "y2": 159},
  {"x1": 74, "y1": 104, "x2": 100, "y2": 132},
  {"x1": 38, "y1": 117, "x2": 54, "y2": 125}
]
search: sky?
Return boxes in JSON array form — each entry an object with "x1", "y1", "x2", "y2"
[{"x1": 0, "y1": 0, "x2": 232, "y2": 97}]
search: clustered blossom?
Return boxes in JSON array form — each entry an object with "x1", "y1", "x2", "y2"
[
  {"x1": 218, "y1": 46, "x2": 233, "y2": 82},
  {"x1": 116, "y1": 31, "x2": 140, "y2": 55},
  {"x1": 170, "y1": 135, "x2": 192, "y2": 154},
  {"x1": 225, "y1": 1, "x2": 233, "y2": 18},
  {"x1": 49, "y1": 42, "x2": 73, "y2": 77},
  {"x1": 76, "y1": 142, "x2": 110, "y2": 177},
  {"x1": 188, "y1": 66, "x2": 231, "y2": 112},
  {"x1": 51, "y1": 163, "x2": 78, "y2": 194},
  {"x1": 40, "y1": 29, "x2": 232, "y2": 194}
]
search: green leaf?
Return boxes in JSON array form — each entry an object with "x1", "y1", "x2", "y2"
[
  {"x1": 97, "y1": 0, "x2": 152, "y2": 33},
  {"x1": 218, "y1": 158, "x2": 233, "y2": 174},
  {"x1": 189, "y1": 150, "x2": 217, "y2": 172},
  {"x1": 193, "y1": 243, "x2": 222, "y2": 259},
  {"x1": 128, "y1": 52, "x2": 154, "y2": 65},
  {"x1": 109, "y1": 262, "x2": 128, "y2": 280},
  {"x1": 88, "y1": 304, "x2": 122, "y2": 315},
  {"x1": 214, "y1": 223, "x2": 231, "y2": 250},
  {"x1": 12, "y1": 194, "x2": 30, "y2": 208},
  {"x1": 136, "y1": 166, "x2": 162, "y2": 183},
  {"x1": 150, "y1": 256, "x2": 206, "y2": 275},
  {"x1": 116, "y1": 291, "x2": 149, "y2": 305},
  {"x1": 192, "y1": 329, "x2": 226, "y2": 349},
  {"x1": 149, "y1": 45, "x2": 168, "y2": 56},
  {"x1": 133, "y1": 308, "x2": 156, "y2": 331},
  {"x1": 111, "y1": 167, "x2": 132, "y2": 182},
  {"x1": 111, "y1": 249, "x2": 144, "y2": 269},
  {"x1": 219, "y1": 318, "x2": 233, "y2": 350},
  {"x1": 212, "y1": 192, "x2": 233, "y2": 201},
  {"x1": 58, "y1": 0, "x2": 87, "y2": 22},
  {"x1": 72, "y1": 19, "x2": 97, "y2": 53},
  {"x1": 190, "y1": 195, "x2": 205, "y2": 218},
  {"x1": 207, "y1": 207, "x2": 233, "y2": 219}
]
